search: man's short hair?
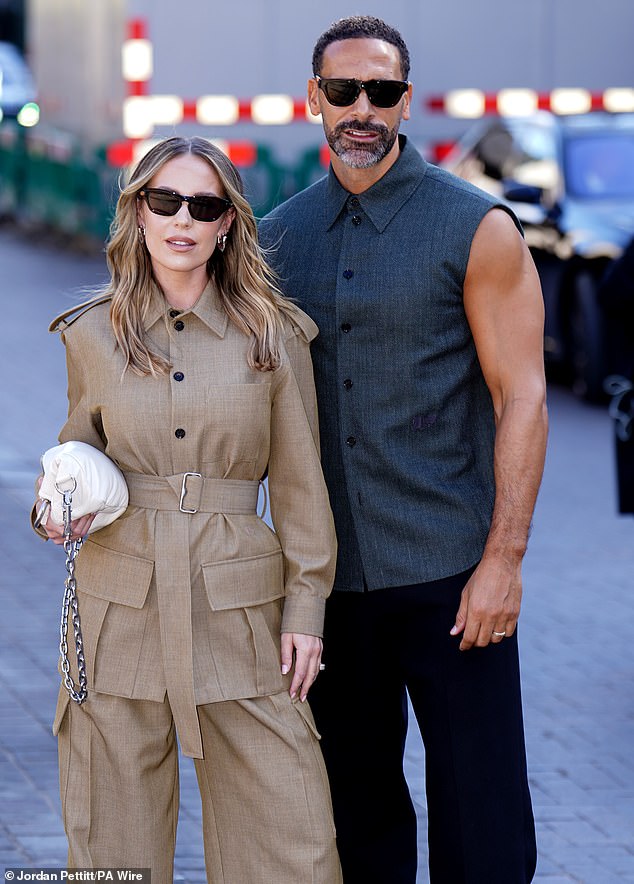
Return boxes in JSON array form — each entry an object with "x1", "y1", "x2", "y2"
[{"x1": 312, "y1": 15, "x2": 410, "y2": 80}]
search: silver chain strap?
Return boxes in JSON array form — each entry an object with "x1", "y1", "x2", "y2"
[{"x1": 57, "y1": 479, "x2": 88, "y2": 704}]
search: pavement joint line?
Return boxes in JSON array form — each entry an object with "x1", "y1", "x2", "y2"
[{"x1": 0, "y1": 743, "x2": 60, "y2": 819}]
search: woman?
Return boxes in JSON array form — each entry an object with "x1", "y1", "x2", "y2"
[{"x1": 35, "y1": 136, "x2": 341, "y2": 883}]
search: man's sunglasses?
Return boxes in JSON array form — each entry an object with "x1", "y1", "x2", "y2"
[
  {"x1": 315, "y1": 76, "x2": 409, "y2": 108},
  {"x1": 138, "y1": 188, "x2": 232, "y2": 223}
]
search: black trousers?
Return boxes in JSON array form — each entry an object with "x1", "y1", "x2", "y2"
[{"x1": 310, "y1": 569, "x2": 537, "y2": 884}]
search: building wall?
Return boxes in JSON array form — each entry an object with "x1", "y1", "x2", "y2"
[
  {"x1": 26, "y1": 0, "x2": 634, "y2": 152},
  {"x1": 28, "y1": 0, "x2": 125, "y2": 144}
]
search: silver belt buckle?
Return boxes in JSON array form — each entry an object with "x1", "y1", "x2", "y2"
[{"x1": 179, "y1": 471, "x2": 202, "y2": 513}]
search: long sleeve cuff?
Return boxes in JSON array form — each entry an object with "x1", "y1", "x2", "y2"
[{"x1": 281, "y1": 594, "x2": 326, "y2": 638}]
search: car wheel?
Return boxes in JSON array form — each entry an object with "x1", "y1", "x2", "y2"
[{"x1": 569, "y1": 271, "x2": 606, "y2": 402}]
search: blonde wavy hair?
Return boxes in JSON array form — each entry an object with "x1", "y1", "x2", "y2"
[{"x1": 105, "y1": 136, "x2": 297, "y2": 374}]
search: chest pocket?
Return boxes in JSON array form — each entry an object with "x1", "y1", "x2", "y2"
[{"x1": 204, "y1": 383, "x2": 271, "y2": 470}]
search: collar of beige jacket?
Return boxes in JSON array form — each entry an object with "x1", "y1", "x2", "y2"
[
  {"x1": 143, "y1": 279, "x2": 229, "y2": 338},
  {"x1": 49, "y1": 279, "x2": 319, "y2": 345}
]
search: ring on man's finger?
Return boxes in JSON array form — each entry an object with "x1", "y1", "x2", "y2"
[{"x1": 492, "y1": 630, "x2": 506, "y2": 637}]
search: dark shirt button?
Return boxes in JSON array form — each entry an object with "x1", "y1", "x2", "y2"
[
  {"x1": 174, "y1": 320, "x2": 185, "y2": 331},
  {"x1": 173, "y1": 371, "x2": 184, "y2": 382},
  {"x1": 343, "y1": 269, "x2": 354, "y2": 280},
  {"x1": 350, "y1": 197, "x2": 360, "y2": 207},
  {"x1": 352, "y1": 215, "x2": 362, "y2": 226},
  {"x1": 343, "y1": 378, "x2": 353, "y2": 389},
  {"x1": 346, "y1": 436, "x2": 356, "y2": 447},
  {"x1": 169, "y1": 309, "x2": 180, "y2": 318},
  {"x1": 175, "y1": 428, "x2": 186, "y2": 439},
  {"x1": 340, "y1": 322, "x2": 351, "y2": 333}
]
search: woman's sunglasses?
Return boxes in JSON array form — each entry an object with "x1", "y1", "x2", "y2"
[
  {"x1": 138, "y1": 188, "x2": 232, "y2": 223},
  {"x1": 315, "y1": 76, "x2": 409, "y2": 109}
]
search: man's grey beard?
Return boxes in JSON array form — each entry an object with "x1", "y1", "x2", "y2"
[{"x1": 325, "y1": 119, "x2": 399, "y2": 169}]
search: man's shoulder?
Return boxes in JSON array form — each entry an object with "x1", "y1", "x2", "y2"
[
  {"x1": 422, "y1": 162, "x2": 498, "y2": 206},
  {"x1": 419, "y1": 163, "x2": 522, "y2": 233}
]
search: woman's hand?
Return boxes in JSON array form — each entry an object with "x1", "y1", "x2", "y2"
[
  {"x1": 44, "y1": 512, "x2": 97, "y2": 545},
  {"x1": 281, "y1": 632, "x2": 323, "y2": 702},
  {"x1": 35, "y1": 476, "x2": 96, "y2": 544}
]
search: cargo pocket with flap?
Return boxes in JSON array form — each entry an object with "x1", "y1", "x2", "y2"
[
  {"x1": 73, "y1": 539, "x2": 156, "y2": 697},
  {"x1": 202, "y1": 549, "x2": 285, "y2": 697}
]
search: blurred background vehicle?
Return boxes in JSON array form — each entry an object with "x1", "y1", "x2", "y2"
[
  {"x1": 0, "y1": 40, "x2": 38, "y2": 126},
  {"x1": 441, "y1": 111, "x2": 634, "y2": 400}
]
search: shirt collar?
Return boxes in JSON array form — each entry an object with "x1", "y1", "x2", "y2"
[
  {"x1": 324, "y1": 135, "x2": 429, "y2": 232},
  {"x1": 143, "y1": 278, "x2": 229, "y2": 337}
]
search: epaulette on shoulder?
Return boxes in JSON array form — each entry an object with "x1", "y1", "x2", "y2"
[
  {"x1": 48, "y1": 294, "x2": 112, "y2": 334},
  {"x1": 284, "y1": 306, "x2": 319, "y2": 344}
]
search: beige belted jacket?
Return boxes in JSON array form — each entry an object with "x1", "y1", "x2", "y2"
[{"x1": 44, "y1": 280, "x2": 337, "y2": 758}]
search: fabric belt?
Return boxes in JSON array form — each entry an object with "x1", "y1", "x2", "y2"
[{"x1": 123, "y1": 471, "x2": 260, "y2": 515}]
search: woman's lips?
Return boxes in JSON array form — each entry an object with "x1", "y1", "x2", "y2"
[{"x1": 166, "y1": 237, "x2": 196, "y2": 250}]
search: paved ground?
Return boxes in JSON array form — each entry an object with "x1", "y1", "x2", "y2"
[{"x1": 0, "y1": 226, "x2": 633, "y2": 882}]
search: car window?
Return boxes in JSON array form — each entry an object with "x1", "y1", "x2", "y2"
[
  {"x1": 461, "y1": 121, "x2": 559, "y2": 194},
  {"x1": 503, "y1": 122, "x2": 559, "y2": 191},
  {"x1": 564, "y1": 134, "x2": 634, "y2": 198}
]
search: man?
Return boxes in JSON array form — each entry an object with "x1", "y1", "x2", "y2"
[{"x1": 260, "y1": 15, "x2": 547, "y2": 884}]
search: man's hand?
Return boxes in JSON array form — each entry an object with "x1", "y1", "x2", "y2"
[{"x1": 450, "y1": 555, "x2": 522, "y2": 650}]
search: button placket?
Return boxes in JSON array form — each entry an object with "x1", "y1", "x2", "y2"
[
  {"x1": 168, "y1": 310, "x2": 189, "y2": 453},
  {"x1": 336, "y1": 204, "x2": 364, "y2": 464}
]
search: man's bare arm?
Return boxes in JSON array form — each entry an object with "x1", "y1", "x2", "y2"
[{"x1": 451, "y1": 208, "x2": 548, "y2": 650}]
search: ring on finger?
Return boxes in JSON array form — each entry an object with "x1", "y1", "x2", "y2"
[{"x1": 492, "y1": 630, "x2": 506, "y2": 638}]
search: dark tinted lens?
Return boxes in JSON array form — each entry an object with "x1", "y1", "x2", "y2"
[
  {"x1": 188, "y1": 196, "x2": 230, "y2": 222},
  {"x1": 318, "y1": 78, "x2": 407, "y2": 108},
  {"x1": 142, "y1": 190, "x2": 230, "y2": 222},
  {"x1": 321, "y1": 79, "x2": 361, "y2": 106},
  {"x1": 145, "y1": 190, "x2": 180, "y2": 216},
  {"x1": 365, "y1": 80, "x2": 408, "y2": 107}
]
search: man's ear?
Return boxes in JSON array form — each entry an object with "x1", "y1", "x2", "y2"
[
  {"x1": 307, "y1": 78, "x2": 321, "y2": 117},
  {"x1": 402, "y1": 82, "x2": 413, "y2": 122}
]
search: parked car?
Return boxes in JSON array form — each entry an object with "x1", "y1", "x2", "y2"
[
  {"x1": 441, "y1": 111, "x2": 634, "y2": 399},
  {"x1": 0, "y1": 41, "x2": 38, "y2": 124}
]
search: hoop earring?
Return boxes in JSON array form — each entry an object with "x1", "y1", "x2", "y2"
[
  {"x1": 138, "y1": 225, "x2": 146, "y2": 244},
  {"x1": 217, "y1": 233, "x2": 227, "y2": 253}
]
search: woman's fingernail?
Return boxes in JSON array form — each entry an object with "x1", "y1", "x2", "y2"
[{"x1": 281, "y1": 664, "x2": 289, "y2": 675}]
